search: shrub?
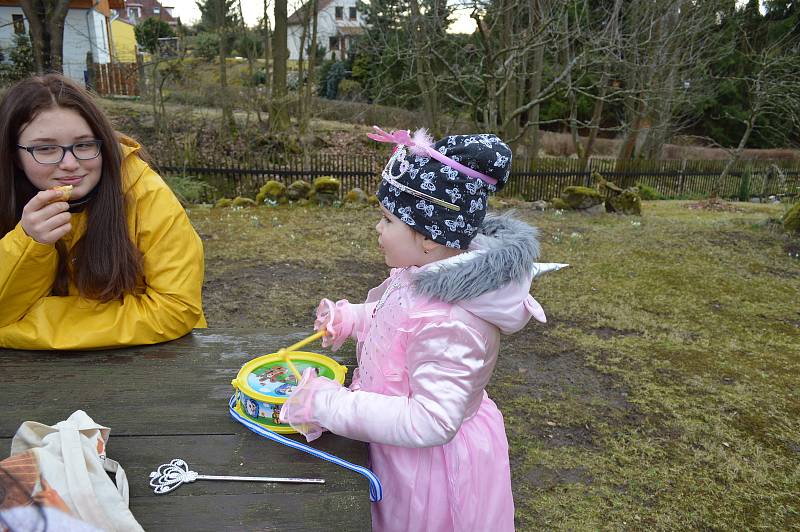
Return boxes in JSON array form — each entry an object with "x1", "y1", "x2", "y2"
[
  {"x1": 636, "y1": 182, "x2": 663, "y2": 200},
  {"x1": 214, "y1": 198, "x2": 233, "y2": 208},
  {"x1": 337, "y1": 80, "x2": 364, "y2": 101},
  {"x1": 164, "y1": 175, "x2": 216, "y2": 205},
  {"x1": 738, "y1": 168, "x2": 752, "y2": 202},
  {"x1": 256, "y1": 180, "x2": 286, "y2": 204},
  {"x1": 231, "y1": 196, "x2": 257, "y2": 207}
]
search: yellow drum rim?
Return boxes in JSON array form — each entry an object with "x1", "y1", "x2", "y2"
[{"x1": 232, "y1": 350, "x2": 348, "y2": 405}]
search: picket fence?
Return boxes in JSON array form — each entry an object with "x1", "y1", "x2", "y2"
[{"x1": 154, "y1": 152, "x2": 800, "y2": 202}]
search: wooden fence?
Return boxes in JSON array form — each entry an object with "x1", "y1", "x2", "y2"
[
  {"x1": 154, "y1": 152, "x2": 800, "y2": 203},
  {"x1": 91, "y1": 63, "x2": 139, "y2": 97}
]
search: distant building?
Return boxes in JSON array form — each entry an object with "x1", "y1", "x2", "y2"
[
  {"x1": 0, "y1": 0, "x2": 125, "y2": 86},
  {"x1": 111, "y1": 16, "x2": 136, "y2": 62},
  {"x1": 287, "y1": 0, "x2": 366, "y2": 61},
  {"x1": 114, "y1": 0, "x2": 178, "y2": 27}
]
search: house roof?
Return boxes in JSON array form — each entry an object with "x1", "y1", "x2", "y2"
[{"x1": 287, "y1": 0, "x2": 335, "y2": 25}]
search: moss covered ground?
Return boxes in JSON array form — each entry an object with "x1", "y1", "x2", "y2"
[{"x1": 189, "y1": 200, "x2": 799, "y2": 530}]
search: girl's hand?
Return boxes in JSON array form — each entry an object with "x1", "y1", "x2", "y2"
[
  {"x1": 21, "y1": 189, "x2": 72, "y2": 245},
  {"x1": 314, "y1": 298, "x2": 338, "y2": 347}
]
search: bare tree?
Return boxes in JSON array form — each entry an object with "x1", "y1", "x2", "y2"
[
  {"x1": 19, "y1": 0, "x2": 70, "y2": 74},
  {"x1": 272, "y1": 0, "x2": 289, "y2": 129},
  {"x1": 714, "y1": 34, "x2": 800, "y2": 195}
]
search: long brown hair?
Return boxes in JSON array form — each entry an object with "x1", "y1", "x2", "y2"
[{"x1": 0, "y1": 74, "x2": 142, "y2": 301}]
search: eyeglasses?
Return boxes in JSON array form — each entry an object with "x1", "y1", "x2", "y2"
[{"x1": 17, "y1": 140, "x2": 103, "y2": 165}]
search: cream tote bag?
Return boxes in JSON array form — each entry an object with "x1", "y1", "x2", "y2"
[{"x1": 10, "y1": 410, "x2": 144, "y2": 532}]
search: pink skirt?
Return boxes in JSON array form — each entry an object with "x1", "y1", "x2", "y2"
[{"x1": 370, "y1": 394, "x2": 515, "y2": 532}]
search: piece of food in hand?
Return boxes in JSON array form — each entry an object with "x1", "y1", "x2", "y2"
[{"x1": 49, "y1": 184, "x2": 73, "y2": 202}]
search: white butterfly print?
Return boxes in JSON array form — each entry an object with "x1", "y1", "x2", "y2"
[
  {"x1": 414, "y1": 155, "x2": 430, "y2": 165},
  {"x1": 381, "y1": 197, "x2": 396, "y2": 212},
  {"x1": 478, "y1": 135, "x2": 495, "y2": 148},
  {"x1": 388, "y1": 185, "x2": 402, "y2": 197},
  {"x1": 425, "y1": 224, "x2": 443, "y2": 240},
  {"x1": 398, "y1": 206, "x2": 416, "y2": 225},
  {"x1": 438, "y1": 146, "x2": 448, "y2": 155},
  {"x1": 420, "y1": 172, "x2": 436, "y2": 191},
  {"x1": 464, "y1": 136, "x2": 480, "y2": 146},
  {"x1": 447, "y1": 136, "x2": 457, "y2": 146},
  {"x1": 464, "y1": 224, "x2": 477, "y2": 236},
  {"x1": 407, "y1": 167, "x2": 419, "y2": 180},
  {"x1": 451, "y1": 155, "x2": 461, "y2": 162},
  {"x1": 494, "y1": 151, "x2": 509, "y2": 167},
  {"x1": 445, "y1": 187, "x2": 462, "y2": 203},
  {"x1": 440, "y1": 166, "x2": 459, "y2": 180},
  {"x1": 469, "y1": 197, "x2": 484, "y2": 213},
  {"x1": 465, "y1": 179, "x2": 483, "y2": 195},
  {"x1": 416, "y1": 200, "x2": 434, "y2": 217},
  {"x1": 444, "y1": 215, "x2": 465, "y2": 232},
  {"x1": 446, "y1": 240, "x2": 461, "y2": 248}
]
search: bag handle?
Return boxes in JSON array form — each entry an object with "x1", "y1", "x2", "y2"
[{"x1": 59, "y1": 423, "x2": 116, "y2": 530}]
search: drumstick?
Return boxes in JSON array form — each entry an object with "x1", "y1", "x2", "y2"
[{"x1": 279, "y1": 330, "x2": 327, "y2": 381}]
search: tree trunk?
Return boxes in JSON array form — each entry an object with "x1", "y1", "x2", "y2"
[
  {"x1": 408, "y1": 0, "x2": 439, "y2": 132},
  {"x1": 300, "y1": 0, "x2": 319, "y2": 136},
  {"x1": 263, "y1": 0, "x2": 272, "y2": 100},
  {"x1": 715, "y1": 116, "x2": 755, "y2": 197},
  {"x1": 19, "y1": 0, "x2": 70, "y2": 74},
  {"x1": 272, "y1": 0, "x2": 289, "y2": 129},
  {"x1": 218, "y1": 0, "x2": 234, "y2": 131}
]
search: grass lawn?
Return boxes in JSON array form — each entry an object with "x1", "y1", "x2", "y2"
[{"x1": 189, "y1": 200, "x2": 799, "y2": 530}]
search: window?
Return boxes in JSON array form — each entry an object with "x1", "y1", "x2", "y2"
[
  {"x1": 349, "y1": 6, "x2": 356, "y2": 20},
  {"x1": 12, "y1": 14, "x2": 25, "y2": 35},
  {"x1": 329, "y1": 36, "x2": 339, "y2": 50},
  {"x1": 335, "y1": 6, "x2": 343, "y2": 19},
  {"x1": 128, "y1": 6, "x2": 141, "y2": 20},
  {"x1": 154, "y1": 7, "x2": 160, "y2": 14}
]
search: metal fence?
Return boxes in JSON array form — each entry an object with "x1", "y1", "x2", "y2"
[{"x1": 153, "y1": 152, "x2": 800, "y2": 202}]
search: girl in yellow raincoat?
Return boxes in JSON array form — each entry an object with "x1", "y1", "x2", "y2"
[{"x1": 0, "y1": 74, "x2": 206, "y2": 350}]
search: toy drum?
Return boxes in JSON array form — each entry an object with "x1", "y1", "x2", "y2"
[{"x1": 231, "y1": 345, "x2": 347, "y2": 434}]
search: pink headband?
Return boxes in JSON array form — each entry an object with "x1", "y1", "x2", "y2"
[{"x1": 367, "y1": 126, "x2": 498, "y2": 186}]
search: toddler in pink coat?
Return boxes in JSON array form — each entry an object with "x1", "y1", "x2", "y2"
[{"x1": 281, "y1": 127, "x2": 561, "y2": 531}]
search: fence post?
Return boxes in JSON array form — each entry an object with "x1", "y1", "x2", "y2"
[{"x1": 678, "y1": 159, "x2": 687, "y2": 197}]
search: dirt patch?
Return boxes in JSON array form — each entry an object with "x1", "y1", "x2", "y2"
[
  {"x1": 203, "y1": 259, "x2": 384, "y2": 328},
  {"x1": 524, "y1": 465, "x2": 593, "y2": 489}
]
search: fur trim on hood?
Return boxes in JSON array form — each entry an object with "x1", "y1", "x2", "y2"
[{"x1": 411, "y1": 211, "x2": 540, "y2": 303}]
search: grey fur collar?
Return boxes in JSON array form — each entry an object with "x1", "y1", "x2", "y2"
[{"x1": 412, "y1": 211, "x2": 540, "y2": 302}]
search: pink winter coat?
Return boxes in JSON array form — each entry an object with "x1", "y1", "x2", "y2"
[{"x1": 281, "y1": 213, "x2": 547, "y2": 532}]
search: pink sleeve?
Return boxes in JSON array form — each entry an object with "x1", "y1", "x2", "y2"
[{"x1": 281, "y1": 320, "x2": 487, "y2": 447}]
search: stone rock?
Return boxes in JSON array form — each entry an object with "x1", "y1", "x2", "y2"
[
  {"x1": 256, "y1": 180, "x2": 286, "y2": 205},
  {"x1": 213, "y1": 198, "x2": 232, "y2": 208},
  {"x1": 345, "y1": 187, "x2": 368, "y2": 204},
  {"x1": 583, "y1": 203, "x2": 606, "y2": 215},
  {"x1": 531, "y1": 200, "x2": 549, "y2": 211},
  {"x1": 561, "y1": 186, "x2": 602, "y2": 210},
  {"x1": 750, "y1": 197, "x2": 762, "y2": 203},
  {"x1": 286, "y1": 180, "x2": 312, "y2": 201},
  {"x1": 783, "y1": 202, "x2": 800, "y2": 234},
  {"x1": 606, "y1": 188, "x2": 642, "y2": 215},
  {"x1": 550, "y1": 197, "x2": 569, "y2": 210},
  {"x1": 313, "y1": 176, "x2": 341, "y2": 195},
  {"x1": 231, "y1": 196, "x2": 257, "y2": 208}
]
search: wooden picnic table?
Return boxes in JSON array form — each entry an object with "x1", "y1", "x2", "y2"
[{"x1": 0, "y1": 329, "x2": 372, "y2": 531}]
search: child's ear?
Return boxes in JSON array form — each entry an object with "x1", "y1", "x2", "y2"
[{"x1": 420, "y1": 237, "x2": 438, "y2": 255}]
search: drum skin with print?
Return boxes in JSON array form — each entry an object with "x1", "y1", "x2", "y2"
[{"x1": 231, "y1": 351, "x2": 347, "y2": 434}]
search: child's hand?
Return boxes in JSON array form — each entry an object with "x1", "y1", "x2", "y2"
[
  {"x1": 314, "y1": 298, "x2": 351, "y2": 351},
  {"x1": 315, "y1": 299, "x2": 338, "y2": 347}
]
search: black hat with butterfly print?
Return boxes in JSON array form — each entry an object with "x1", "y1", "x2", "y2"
[{"x1": 370, "y1": 127, "x2": 512, "y2": 250}]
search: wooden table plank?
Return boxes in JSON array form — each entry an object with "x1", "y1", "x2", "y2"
[{"x1": 0, "y1": 329, "x2": 371, "y2": 531}]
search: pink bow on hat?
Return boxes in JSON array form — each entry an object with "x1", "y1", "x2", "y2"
[{"x1": 367, "y1": 126, "x2": 498, "y2": 186}]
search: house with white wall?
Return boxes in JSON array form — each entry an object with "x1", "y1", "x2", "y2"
[
  {"x1": 287, "y1": 0, "x2": 366, "y2": 61},
  {"x1": 0, "y1": 0, "x2": 124, "y2": 86}
]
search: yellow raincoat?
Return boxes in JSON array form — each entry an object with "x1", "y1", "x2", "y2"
[{"x1": 0, "y1": 137, "x2": 207, "y2": 350}]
